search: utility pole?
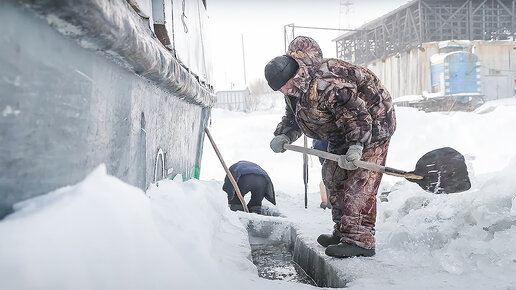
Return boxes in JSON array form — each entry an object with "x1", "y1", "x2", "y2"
[
  {"x1": 241, "y1": 34, "x2": 247, "y2": 87},
  {"x1": 284, "y1": 23, "x2": 295, "y2": 52}
]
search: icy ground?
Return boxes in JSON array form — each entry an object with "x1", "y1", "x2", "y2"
[{"x1": 1, "y1": 97, "x2": 516, "y2": 289}]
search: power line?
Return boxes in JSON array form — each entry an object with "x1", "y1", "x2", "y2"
[{"x1": 284, "y1": 24, "x2": 367, "y2": 32}]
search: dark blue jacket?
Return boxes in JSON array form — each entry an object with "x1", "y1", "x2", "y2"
[
  {"x1": 222, "y1": 161, "x2": 276, "y2": 205},
  {"x1": 312, "y1": 139, "x2": 328, "y2": 165}
]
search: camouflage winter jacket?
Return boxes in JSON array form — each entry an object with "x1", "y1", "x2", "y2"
[{"x1": 274, "y1": 36, "x2": 396, "y2": 154}]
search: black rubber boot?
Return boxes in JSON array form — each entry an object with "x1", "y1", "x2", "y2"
[
  {"x1": 317, "y1": 234, "x2": 341, "y2": 247},
  {"x1": 248, "y1": 205, "x2": 262, "y2": 214},
  {"x1": 229, "y1": 203, "x2": 244, "y2": 212},
  {"x1": 325, "y1": 242, "x2": 375, "y2": 258}
]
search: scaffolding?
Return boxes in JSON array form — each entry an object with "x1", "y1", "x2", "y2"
[{"x1": 335, "y1": 0, "x2": 516, "y2": 64}]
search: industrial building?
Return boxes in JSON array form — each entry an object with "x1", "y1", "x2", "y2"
[
  {"x1": 215, "y1": 89, "x2": 251, "y2": 111},
  {"x1": 334, "y1": 0, "x2": 516, "y2": 110}
]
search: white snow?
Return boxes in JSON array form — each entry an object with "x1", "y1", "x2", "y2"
[
  {"x1": 130, "y1": 0, "x2": 152, "y2": 18},
  {"x1": 0, "y1": 165, "x2": 311, "y2": 290},
  {"x1": 45, "y1": 14, "x2": 83, "y2": 37},
  {"x1": 2, "y1": 105, "x2": 20, "y2": 117},
  {"x1": 1, "y1": 99, "x2": 516, "y2": 289},
  {"x1": 392, "y1": 94, "x2": 425, "y2": 103}
]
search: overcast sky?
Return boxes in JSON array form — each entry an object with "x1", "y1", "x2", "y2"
[{"x1": 207, "y1": 0, "x2": 410, "y2": 91}]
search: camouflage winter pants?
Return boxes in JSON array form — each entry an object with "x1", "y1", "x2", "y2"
[{"x1": 322, "y1": 140, "x2": 390, "y2": 249}]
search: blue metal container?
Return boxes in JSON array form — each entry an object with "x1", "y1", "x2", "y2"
[{"x1": 431, "y1": 51, "x2": 481, "y2": 95}]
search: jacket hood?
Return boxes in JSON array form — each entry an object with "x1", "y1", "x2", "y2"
[{"x1": 286, "y1": 36, "x2": 324, "y2": 96}]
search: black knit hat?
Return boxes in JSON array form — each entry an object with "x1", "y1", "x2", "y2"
[{"x1": 264, "y1": 55, "x2": 299, "y2": 91}]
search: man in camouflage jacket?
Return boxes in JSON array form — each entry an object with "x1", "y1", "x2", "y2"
[{"x1": 264, "y1": 36, "x2": 396, "y2": 258}]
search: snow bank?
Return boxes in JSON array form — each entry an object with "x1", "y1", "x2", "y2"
[
  {"x1": 0, "y1": 166, "x2": 247, "y2": 289},
  {"x1": 474, "y1": 97, "x2": 516, "y2": 114},
  {"x1": 0, "y1": 165, "x2": 315, "y2": 290},
  {"x1": 366, "y1": 157, "x2": 516, "y2": 289},
  {"x1": 392, "y1": 94, "x2": 425, "y2": 103}
]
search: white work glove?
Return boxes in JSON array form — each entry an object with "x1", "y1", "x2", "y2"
[
  {"x1": 270, "y1": 134, "x2": 290, "y2": 153},
  {"x1": 338, "y1": 145, "x2": 363, "y2": 170}
]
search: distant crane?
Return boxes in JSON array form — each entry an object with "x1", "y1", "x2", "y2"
[{"x1": 339, "y1": 0, "x2": 353, "y2": 29}]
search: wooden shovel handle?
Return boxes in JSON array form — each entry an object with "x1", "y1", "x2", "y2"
[
  {"x1": 205, "y1": 128, "x2": 249, "y2": 213},
  {"x1": 284, "y1": 144, "x2": 422, "y2": 180}
]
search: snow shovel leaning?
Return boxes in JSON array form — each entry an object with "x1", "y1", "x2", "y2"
[{"x1": 283, "y1": 144, "x2": 471, "y2": 194}]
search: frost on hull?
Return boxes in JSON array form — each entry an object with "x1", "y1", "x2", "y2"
[
  {"x1": 0, "y1": 0, "x2": 214, "y2": 219},
  {"x1": 31, "y1": 0, "x2": 213, "y2": 106}
]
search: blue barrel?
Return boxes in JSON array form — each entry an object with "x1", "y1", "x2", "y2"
[{"x1": 431, "y1": 51, "x2": 481, "y2": 95}]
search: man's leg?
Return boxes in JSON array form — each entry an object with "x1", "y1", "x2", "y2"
[
  {"x1": 322, "y1": 140, "x2": 390, "y2": 251},
  {"x1": 235, "y1": 174, "x2": 265, "y2": 206},
  {"x1": 244, "y1": 174, "x2": 268, "y2": 214},
  {"x1": 228, "y1": 191, "x2": 247, "y2": 205},
  {"x1": 228, "y1": 177, "x2": 249, "y2": 211},
  {"x1": 230, "y1": 174, "x2": 267, "y2": 213}
]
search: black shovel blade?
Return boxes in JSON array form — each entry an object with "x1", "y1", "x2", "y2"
[{"x1": 410, "y1": 147, "x2": 471, "y2": 194}]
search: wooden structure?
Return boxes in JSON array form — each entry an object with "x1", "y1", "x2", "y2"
[{"x1": 335, "y1": 0, "x2": 516, "y2": 64}]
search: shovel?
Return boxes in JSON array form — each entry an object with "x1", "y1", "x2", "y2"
[{"x1": 283, "y1": 144, "x2": 471, "y2": 194}]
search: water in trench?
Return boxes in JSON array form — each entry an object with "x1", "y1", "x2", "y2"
[{"x1": 251, "y1": 242, "x2": 317, "y2": 286}]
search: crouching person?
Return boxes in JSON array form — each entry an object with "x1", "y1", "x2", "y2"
[{"x1": 222, "y1": 161, "x2": 276, "y2": 214}]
